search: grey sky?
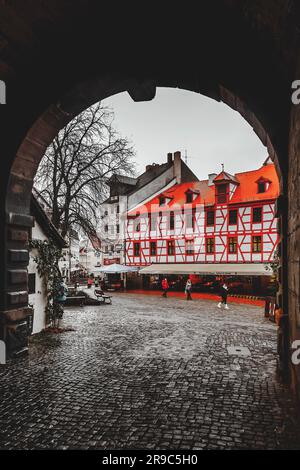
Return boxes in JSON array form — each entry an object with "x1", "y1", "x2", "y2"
[{"x1": 104, "y1": 87, "x2": 267, "y2": 180}]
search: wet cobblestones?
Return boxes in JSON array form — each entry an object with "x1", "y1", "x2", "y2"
[{"x1": 0, "y1": 293, "x2": 300, "y2": 450}]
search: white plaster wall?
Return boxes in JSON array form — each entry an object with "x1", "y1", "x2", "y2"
[{"x1": 29, "y1": 221, "x2": 48, "y2": 334}]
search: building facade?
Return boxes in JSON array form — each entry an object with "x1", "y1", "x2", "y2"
[
  {"x1": 125, "y1": 159, "x2": 279, "y2": 273},
  {"x1": 98, "y1": 151, "x2": 199, "y2": 266},
  {"x1": 29, "y1": 196, "x2": 66, "y2": 334}
]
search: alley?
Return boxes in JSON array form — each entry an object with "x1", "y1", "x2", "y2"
[{"x1": 0, "y1": 294, "x2": 299, "y2": 450}]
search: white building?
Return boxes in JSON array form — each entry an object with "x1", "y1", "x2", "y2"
[
  {"x1": 59, "y1": 230, "x2": 80, "y2": 280},
  {"x1": 29, "y1": 196, "x2": 66, "y2": 334},
  {"x1": 79, "y1": 237, "x2": 101, "y2": 274},
  {"x1": 98, "y1": 151, "x2": 199, "y2": 266}
]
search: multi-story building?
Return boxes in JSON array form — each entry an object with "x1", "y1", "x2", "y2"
[
  {"x1": 78, "y1": 237, "x2": 101, "y2": 273},
  {"x1": 125, "y1": 158, "x2": 279, "y2": 290},
  {"x1": 98, "y1": 151, "x2": 199, "y2": 266}
]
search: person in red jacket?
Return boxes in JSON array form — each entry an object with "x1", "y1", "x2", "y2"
[{"x1": 162, "y1": 277, "x2": 169, "y2": 297}]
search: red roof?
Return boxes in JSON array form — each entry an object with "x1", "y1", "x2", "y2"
[
  {"x1": 128, "y1": 161, "x2": 279, "y2": 215},
  {"x1": 231, "y1": 163, "x2": 279, "y2": 204},
  {"x1": 213, "y1": 171, "x2": 239, "y2": 183}
]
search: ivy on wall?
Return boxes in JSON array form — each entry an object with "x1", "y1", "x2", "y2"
[{"x1": 29, "y1": 239, "x2": 64, "y2": 328}]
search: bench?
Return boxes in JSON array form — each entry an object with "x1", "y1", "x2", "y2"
[
  {"x1": 65, "y1": 296, "x2": 86, "y2": 307},
  {"x1": 94, "y1": 289, "x2": 112, "y2": 304}
]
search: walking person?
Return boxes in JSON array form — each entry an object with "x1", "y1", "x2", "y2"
[
  {"x1": 218, "y1": 281, "x2": 229, "y2": 310},
  {"x1": 161, "y1": 277, "x2": 169, "y2": 297},
  {"x1": 185, "y1": 278, "x2": 192, "y2": 300}
]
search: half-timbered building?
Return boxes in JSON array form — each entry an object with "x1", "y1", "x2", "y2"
[{"x1": 125, "y1": 158, "x2": 279, "y2": 276}]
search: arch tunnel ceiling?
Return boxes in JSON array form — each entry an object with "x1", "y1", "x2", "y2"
[{"x1": 1, "y1": 0, "x2": 300, "y2": 205}]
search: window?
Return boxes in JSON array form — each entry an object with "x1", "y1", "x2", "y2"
[
  {"x1": 252, "y1": 207, "x2": 262, "y2": 223},
  {"x1": 116, "y1": 224, "x2": 120, "y2": 234},
  {"x1": 104, "y1": 210, "x2": 108, "y2": 216},
  {"x1": 159, "y1": 196, "x2": 166, "y2": 206},
  {"x1": 186, "y1": 239, "x2": 194, "y2": 255},
  {"x1": 105, "y1": 245, "x2": 109, "y2": 253},
  {"x1": 228, "y1": 237, "x2": 237, "y2": 254},
  {"x1": 150, "y1": 214, "x2": 157, "y2": 231},
  {"x1": 150, "y1": 241, "x2": 157, "y2": 256},
  {"x1": 28, "y1": 273, "x2": 36, "y2": 295},
  {"x1": 206, "y1": 210, "x2": 215, "y2": 226},
  {"x1": 258, "y1": 182, "x2": 266, "y2": 193},
  {"x1": 104, "y1": 225, "x2": 108, "y2": 232},
  {"x1": 186, "y1": 209, "x2": 195, "y2": 229},
  {"x1": 116, "y1": 205, "x2": 120, "y2": 213},
  {"x1": 216, "y1": 184, "x2": 228, "y2": 204},
  {"x1": 229, "y1": 209, "x2": 237, "y2": 225},
  {"x1": 206, "y1": 237, "x2": 214, "y2": 254},
  {"x1": 110, "y1": 245, "x2": 114, "y2": 252},
  {"x1": 169, "y1": 211, "x2": 175, "y2": 230},
  {"x1": 186, "y1": 191, "x2": 193, "y2": 203},
  {"x1": 252, "y1": 235, "x2": 262, "y2": 253},
  {"x1": 134, "y1": 242, "x2": 140, "y2": 257},
  {"x1": 167, "y1": 240, "x2": 175, "y2": 255},
  {"x1": 135, "y1": 221, "x2": 140, "y2": 232}
]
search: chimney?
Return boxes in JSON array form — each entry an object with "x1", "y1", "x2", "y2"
[
  {"x1": 173, "y1": 151, "x2": 182, "y2": 184},
  {"x1": 208, "y1": 173, "x2": 217, "y2": 186},
  {"x1": 167, "y1": 152, "x2": 173, "y2": 164},
  {"x1": 145, "y1": 164, "x2": 152, "y2": 171}
]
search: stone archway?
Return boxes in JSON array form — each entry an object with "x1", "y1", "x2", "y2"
[
  {"x1": 0, "y1": 0, "x2": 299, "y2": 399},
  {"x1": 3, "y1": 76, "x2": 286, "y2": 352}
]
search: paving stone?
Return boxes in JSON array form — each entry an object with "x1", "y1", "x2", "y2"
[{"x1": 0, "y1": 293, "x2": 300, "y2": 449}]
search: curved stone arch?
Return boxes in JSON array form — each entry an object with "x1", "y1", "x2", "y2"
[
  {"x1": 1, "y1": 0, "x2": 292, "y2": 361},
  {"x1": 6, "y1": 77, "x2": 284, "y2": 218}
]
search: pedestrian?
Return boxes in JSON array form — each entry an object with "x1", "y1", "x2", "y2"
[
  {"x1": 161, "y1": 277, "x2": 169, "y2": 297},
  {"x1": 185, "y1": 278, "x2": 192, "y2": 300},
  {"x1": 218, "y1": 281, "x2": 229, "y2": 309},
  {"x1": 56, "y1": 278, "x2": 68, "y2": 305},
  {"x1": 87, "y1": 277, "x2": 93, "y2": 289}
]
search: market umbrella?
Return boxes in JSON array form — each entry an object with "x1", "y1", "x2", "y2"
[{"x1": 91, "y1": 263, "x2": 139, "y2": 274}]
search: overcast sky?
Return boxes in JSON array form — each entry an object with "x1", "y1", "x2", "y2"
[{"x1": 104, "y1": 88, "x2": 267, "y2": 180}]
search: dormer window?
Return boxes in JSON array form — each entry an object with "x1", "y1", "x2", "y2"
[
  {"x1": 159, "y1": 196, "x2": 166, "y2": 206},
  {"x1": 216, "y1": 184, "x2": 228, "y2": 204},
  {"x1": 186, "y1": 191, "x2": 193, "y2": 204},
  {"x1": 185, "y1": 189, "x2": 199, "y2": 204},
  {"x1": 256, "y1": 177, "x2": 270, "y2": 194},
  {"x1": 258, "y1": 181, "x2": 266, "y2": 193}
]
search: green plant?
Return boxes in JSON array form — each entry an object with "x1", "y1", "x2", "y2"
[{"x1": 29, "y1": 239, "x2": 64, "y2": 328}]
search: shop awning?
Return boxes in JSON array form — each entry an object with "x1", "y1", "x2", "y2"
[
  {"x1": 91, "y1": 263, "x2": 139, "y2": 274},
  {"x1": 139, "y1": 263, "x2": 273, "y2": 276}
]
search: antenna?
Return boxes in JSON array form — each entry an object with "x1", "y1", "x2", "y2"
[
  {"x1": 184, "y1": 149, "x2": 188, "y2": 164},
  {"x1": 221, "y1": 163, "x2": 224, "y2": 172}
]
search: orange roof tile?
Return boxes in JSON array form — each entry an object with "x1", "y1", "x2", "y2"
[
  {"x1": 231, "y1": 163, "x2": 279, "y2": 203},
  {"x1": 128, "y1": 161, "x2": 279, "y2": 216}
]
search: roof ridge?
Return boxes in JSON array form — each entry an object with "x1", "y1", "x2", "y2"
[{"x1": 234, "y1": 163, "x2": 274, "y2": 177}]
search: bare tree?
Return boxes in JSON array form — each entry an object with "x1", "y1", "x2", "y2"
[{"x1": 34, "y1": 102, "x2": 135, "y2": 239}]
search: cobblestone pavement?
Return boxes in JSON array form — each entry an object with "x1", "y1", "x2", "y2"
[{"x1": 1, "y1": 293, "x2": 300, "y2": 450}]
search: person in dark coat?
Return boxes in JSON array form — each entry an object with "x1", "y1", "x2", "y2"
[
  {"x1": 185, "y1": 279, "x2": 192, "y2": 300},
  {"x1": 218, "y1": 282, "x2": 229, "y2": 309}
]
